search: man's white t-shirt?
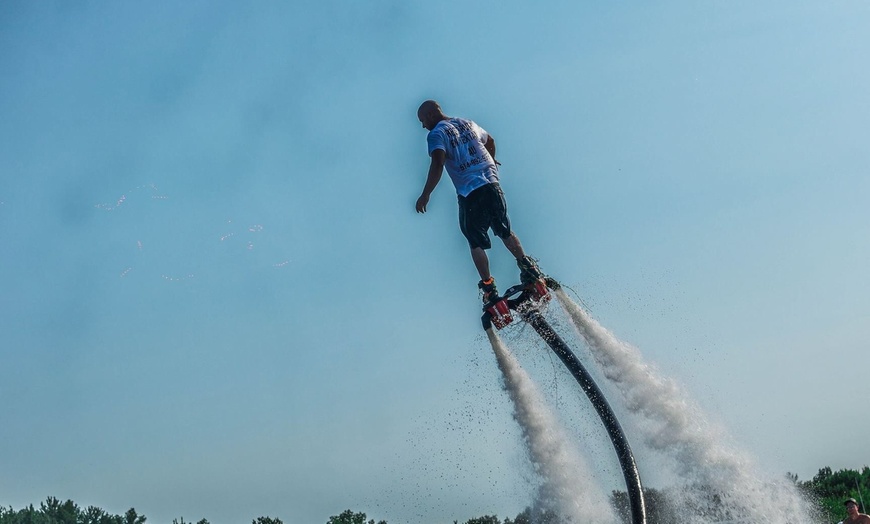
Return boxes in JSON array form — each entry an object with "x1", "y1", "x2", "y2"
[{"x1": 427, "y1": 118, "x2": 499, "y2": 197}]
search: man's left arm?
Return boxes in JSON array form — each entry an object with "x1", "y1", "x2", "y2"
[{"x1": 484, "y1": 135, "x2": 501, "y2": 165}]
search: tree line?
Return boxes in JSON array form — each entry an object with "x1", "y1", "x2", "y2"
[
  {"x1": 794, "y1": 466, "x2": 870, "y2": 522},
  {"x1": 2, "y1": 467, "x2": 867, "y2": 524}
]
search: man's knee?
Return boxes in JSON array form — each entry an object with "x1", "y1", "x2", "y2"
[{"x1": 500, "y1": 231, "x2": 519, "y2": 244}]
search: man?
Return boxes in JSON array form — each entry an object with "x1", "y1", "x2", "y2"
[
  {"x1": 843, "y1": 498, "x2": 870, "y2": 524},
  {"x1": 415, "y1": 99, "x2": 544, "y2": 304}
]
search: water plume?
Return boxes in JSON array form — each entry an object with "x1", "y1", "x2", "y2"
[
  {"x1": 486, "y1": 328, "x2": 615, "y2": 524},
  {"x1": 554, "y1": 288, "x2": 816, "y2": 523}
]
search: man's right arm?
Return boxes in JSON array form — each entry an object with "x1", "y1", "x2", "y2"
[{"x1": 416, "y1": 148, "x2": 446, "y2": 213}]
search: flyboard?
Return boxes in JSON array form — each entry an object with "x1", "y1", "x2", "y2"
[{"x1": 482, "y1": 278, "x2": 647, "y2": 524}]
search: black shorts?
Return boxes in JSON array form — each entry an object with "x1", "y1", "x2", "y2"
[{"x1": 458, "y1": 183, "x2": 512, "y2": 250}]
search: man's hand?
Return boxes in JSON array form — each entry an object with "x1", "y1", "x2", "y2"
[
  {"x1": 416, "y1": 193, "x2": 430, "y2": 213},
  {"x1": 417, "y1": 150, "x2": 444, "y2": 214}
]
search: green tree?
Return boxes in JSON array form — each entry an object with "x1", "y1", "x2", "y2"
[
  {"x1": 171, "y1": 518, "x2": 207, "y2": 524},
  {"x1": 795, "y1": 466, "x2": 870, "y2": 521},
  {"x1": 0, "y1": 499, "x2": 141, "y2": 524},
  {"x1": 464, "y1": 516, "x2": 501, "y2": 524},
  {"x1": 124, "y1": 509, "x2": 146, "y2": 524},
  {"x1": 252, "y1": 517, "x2": 282, "y2": 524},
  {"x1": 40, "y1": 498, "x2": 78, "y2": 524},
  {"x1": 81, "y1": 506, "x2": 114, "y2": 524},
  {"x1": 17, "y1": 504, "x2": 44, "y2": 524},
  {"x1": 504, "y1": 506, "x2": 560, "y2": 524},
  {"x1": 326, "y1": 510, "x2": 385, "y2": 524}
]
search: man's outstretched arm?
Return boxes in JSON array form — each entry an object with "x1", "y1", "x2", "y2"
[{"x1": 416, "y1": 148, "x2": 446, "y2": 213}]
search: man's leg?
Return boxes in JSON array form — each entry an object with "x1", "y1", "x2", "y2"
[
  {"x1": 472, "y1": 246, "x2": 499, "y2": 303},
  {"x1": 500, "y1": 232, "x2": 526, "y2": 260},
  {"x1": 471, "y1": 247, "x2": 491, "y2": 281},
  {"x1": 501, "y1": 232, "x2": 544, "y2": 284},
  {"x1": 484, "y1": 183, "x2": 544, "y2": 285}
]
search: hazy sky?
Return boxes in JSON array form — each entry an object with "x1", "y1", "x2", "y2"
[{"x1": 2, "y1": 2, "x2": 869, "y2": 523}]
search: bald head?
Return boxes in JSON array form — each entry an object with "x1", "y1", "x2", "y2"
[
  {"x1": 417, "y1": 100, "x2": 446, "y2": 131},
  {"x1": 417, "y1": 99, "x2": 441, "y2": 115}
]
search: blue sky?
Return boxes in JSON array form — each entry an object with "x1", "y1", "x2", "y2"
[{"x1": 2, "y1": 1, "x2": 869, "y2": 523}]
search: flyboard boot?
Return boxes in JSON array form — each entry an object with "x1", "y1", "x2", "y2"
[
  {"x1": 517, "y1": 255, "x2": 553, "y2": 308},
  {"x1": 478, "y1": 277, "x2": 499, "y2": 305},
  {"x1": 480, "y1": 258, "x2": 555, "y2": 331},
  {"x1": 517, "y1": 255, "x2": 545, "y2": 287},
  {"x1": 480, "y1": 276, "x2": 513, "y2": 329}
]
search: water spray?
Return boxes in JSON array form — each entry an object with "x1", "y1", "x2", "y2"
[
  {"x1": 486, "y1": 329, "x2": 615, "y2": 523},
  {"x1": 482, "y1": 279, "x2": 647, "y2": 524},
  {"x1": 553, "y1": 288, "x2": 817, "y2": 523}
]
